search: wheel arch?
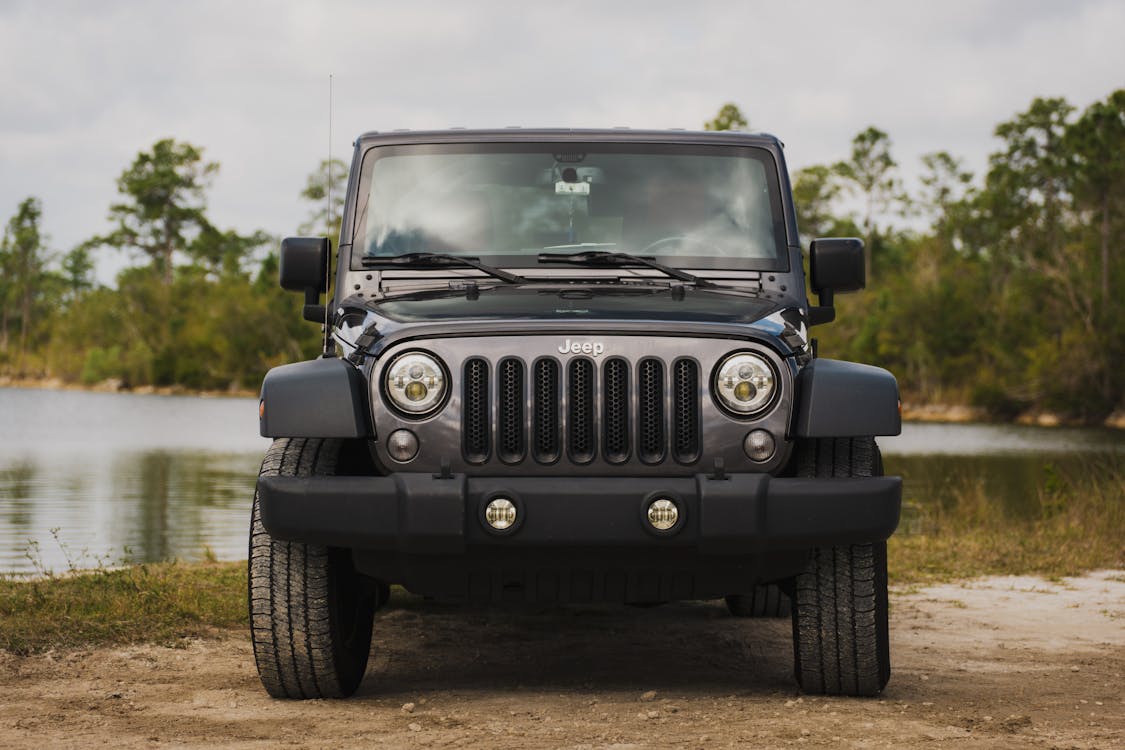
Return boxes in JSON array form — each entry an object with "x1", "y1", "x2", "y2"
[
  {"x1": 791, "y1": 358, "x2": 901, "y2": 438},
  {"x1": 260, "y1": 358, "x2": 372, "y2": 438}
]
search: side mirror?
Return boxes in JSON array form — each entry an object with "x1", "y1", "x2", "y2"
[
  {"x1": 280, "y1": 237, "x2": 328, "y2": 292},
  {"x1": 279, "y1": 237, "x2": 329, "y2": 323},
  {"x1": 808, "y1": 238, "x2": 865, "y2": 325}
]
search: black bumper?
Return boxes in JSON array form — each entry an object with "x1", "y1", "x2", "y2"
[{"x1": 257, "y1": 473, "x2": 901, "y2": 555}]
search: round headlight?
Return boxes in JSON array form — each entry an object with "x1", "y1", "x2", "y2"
[
  {"x1": 385, "y1": 352, "x2": 447, "y2": 416},
  {"x1": 714, "y1": 352, "x2": 775, "y2": 415}
]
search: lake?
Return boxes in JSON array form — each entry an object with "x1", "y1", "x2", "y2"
[{"x1": 2, "y1": 387, "x2": 1122, "y2": 575}]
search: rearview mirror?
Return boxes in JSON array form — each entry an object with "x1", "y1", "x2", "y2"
[
  {"x1": 279, "y1": 237, "x2": 329, "y2": 323},
  {"x1": 808, "y1": 238, "x2": 865, "y2": 326}
]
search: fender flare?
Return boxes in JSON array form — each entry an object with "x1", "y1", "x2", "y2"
[
  {"x1": 792, "y1": 358, "x2": 901, "y2": 438},
  {"x1": 259, "y1": 357, "x2": 371, "y2": 438}
]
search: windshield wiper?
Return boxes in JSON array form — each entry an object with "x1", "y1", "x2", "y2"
[
  {"x1": 361, "y1": 252, "x2": 527, "y2": 284},
  {"x1": 536, "y1": 250, "x2": 717, "y2": 288}
]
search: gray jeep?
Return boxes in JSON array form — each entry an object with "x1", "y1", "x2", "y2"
[{"x1": 251, "y1": 129, "x2": 902, "y2": 699}]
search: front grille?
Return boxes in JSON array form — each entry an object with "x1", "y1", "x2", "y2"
[
  {"x1": 463, "y1": 358, "x2": 489, "y2": 463},
  {"x1": 637, "y1": 358, "x2": 665, "y2": 464},
  {"x1": 603, "y1": 358, "x2": 629, "y2": 464},
  {"x1": 567, "y1": 359, "x2": 596, "y2": 463},
  {"x1": 532, "y1": 359, "x2": 561, "y2": 463},
  {"x1": 497, "y1": 358, "x2": 525, "y2": 463},
  {"x1": 673, "y1": 358, "x2": 700, "y2": 463},
  {"x1": 461, "y1": 353, "x2": 702, "y2": 468}
]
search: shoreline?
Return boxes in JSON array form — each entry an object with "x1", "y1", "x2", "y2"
[
  {"x1": 3, "y1": 377, "x2": 1123, "y2": 429},
  {"x1": 900, "y1": 401, "x2": 1125, "y2": 430},
  {"x1": 0, "y1": 376, "x2": 257, "y2": 400}
]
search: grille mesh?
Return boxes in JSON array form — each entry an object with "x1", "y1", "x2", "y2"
[
  {"x1": 567, "y1": 358, "x2": 595, "y2": 464},
  {"x1": 532, "y1": 359, "x2": 560, "y2": 463},
  {"x1": 603, "y1": 358, "x2": 629, "y2": 463},
  {"x1": 497, "y1": 358, "x2": 525, "y2": 463},
  {"x1": 463, "y1": 358, "x2": 489, "y2": 463},
  {"x1": 462, "y1": 350, "x2": 708, "y2": 467},
  {"x1": 637, "y1": 358, "x2": 665, "y2": 464},
  {"x1": 672, "y1": 358, "x2": 700, "y2": 463}
]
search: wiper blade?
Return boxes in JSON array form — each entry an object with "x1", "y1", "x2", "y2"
[
  {"x1": 361, "y1": 252, "x2": 527, "y2": 284},
  {"x1": 536, "y1": 250, "x2": 717, "y2": 288}
]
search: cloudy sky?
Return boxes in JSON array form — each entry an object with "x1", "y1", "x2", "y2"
[{"x1": 2, "y1": 0, "x2": 1123, "y2": 282}]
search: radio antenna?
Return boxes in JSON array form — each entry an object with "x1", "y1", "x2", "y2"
[{"x1": 323, "y1": 74, "x2": 334, "y2": 356}]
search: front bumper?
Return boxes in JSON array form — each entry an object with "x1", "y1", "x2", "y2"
[{"x1": 258, "y1": 472, "x2": 901, "y2": 555}]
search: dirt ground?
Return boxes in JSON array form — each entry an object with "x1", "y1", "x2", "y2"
[{"x1": 2, "y1": 571, "x2": 1122, "y2": 749}]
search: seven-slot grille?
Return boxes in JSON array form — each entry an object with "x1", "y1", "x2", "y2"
[{"x1": 462, "y1": 356, "x2": 700, "y2": 466}]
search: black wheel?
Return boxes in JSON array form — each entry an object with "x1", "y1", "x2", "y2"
[
  {"x1": 725, "y1": 584, "x2": 791, "y2": 617},
  {"x1": 248, "y1": 438, "x2": 378, "y2": 699},
  {"x1": 791, "y1": 437, "x2": 891, "y2": 697}
]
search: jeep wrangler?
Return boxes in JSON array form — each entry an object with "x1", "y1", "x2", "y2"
[{"x1": 251, "y1": 129, "x2": 902, "y2": 699}]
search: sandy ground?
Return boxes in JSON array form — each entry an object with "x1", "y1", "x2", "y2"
[{"x1": 2, "y1": 571, "x2": 1123, "y2": 749}]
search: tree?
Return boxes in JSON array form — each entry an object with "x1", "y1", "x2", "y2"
[
  {"x1": 919, "y1": 152, "x2": 973, "y2": 229},
  {"x1": 918, "y1": 151, "x2": 974, "y2": 257},
  {"x1": 1065, "y1": 89, "x2": 1125, "y2": 307},
  {"x1": 704, "y1": 103, "x2": 749, "y2": 132},
  {"x1": 189, "y1": 225, "x2": 272, "y2": 278},
  {"x1": 792, "y1": 164, "x2": 842, "y2": 244},
  {"x1": 0, "y1": 223, "x2": 11, "y2": 354},
  {"x1": 61, "y1": 245, "x2": 95, "y2": 300},
  {"x1": 98, "y1": 139, "x2": 218, "y2": 285},
  {"x1": 986, "y1": 97, "x2": 1074, "y2": 264},
  {"x1": 834, "y1": 127, "x2": 902, "y2": 279},
  {"x1": 299, "y1": 158, "x2": 348, "y2": 238},
  {"x1": 0, "y1": 197, "x2": 49, "y2": 366}
]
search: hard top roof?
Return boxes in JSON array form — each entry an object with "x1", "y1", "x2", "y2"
[{"x1": 353, "y1": 128, "x2": 784, "y2": 149}]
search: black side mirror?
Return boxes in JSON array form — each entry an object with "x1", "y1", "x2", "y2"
[
  {"x1": 279, "y1": 237, "x2": 329, "y2": 322},
  {"x1": 808, "y1": 238, "x2": 865, "y2": 325}
]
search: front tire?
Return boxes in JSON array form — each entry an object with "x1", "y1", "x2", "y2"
[
  {"x1": 791, "y1": 437, "x2": 891, "y2": 696},
  {"x1": 248, "y1": 438, "x2": 377, "y2": 699}
]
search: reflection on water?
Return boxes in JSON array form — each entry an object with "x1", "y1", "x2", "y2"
[
  {"x1": 1, "y1": 388, "x2": 1123, "y2": 575},
  {"x1": 1, "y1": 388, "x2": 266, "y2": 574},
  {"x1": 881, "y1": 422, "x2": 1125, "y2": 524}
]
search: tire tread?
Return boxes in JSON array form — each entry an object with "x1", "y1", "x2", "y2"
[
  {"x1": 248, "y1": 438, "x2": 373, "y2": 699},
  {"x1": 791, "y1": 437, "x2": 891, "y2": 697}
]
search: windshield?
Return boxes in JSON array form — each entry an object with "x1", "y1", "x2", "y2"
[{"x1": 351, "y1": 142, "x2": 787, "y2": 271}]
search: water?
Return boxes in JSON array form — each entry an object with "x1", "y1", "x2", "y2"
[
  {"x1": 1, "y1": 388, "x2": 1122, "y2": 575},
  {"x1": 1, "y1": 388, "x2": 267, "y2": 575},
  {"x1": 882, "y1": 423, "x2": 1124, "y2": 538}
]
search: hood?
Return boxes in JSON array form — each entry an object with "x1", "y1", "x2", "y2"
[{"x1": 365, "y1": 284, "x2": 787, "y2": 326}]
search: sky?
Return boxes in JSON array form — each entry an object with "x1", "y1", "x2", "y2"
[{"x1": 2, "y1": 0, "x2": 1123, "y2": 284}]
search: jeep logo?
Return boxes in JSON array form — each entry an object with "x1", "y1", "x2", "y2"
[{"x1": 558, "y1": 339, "x2": 605, "y2": 357}]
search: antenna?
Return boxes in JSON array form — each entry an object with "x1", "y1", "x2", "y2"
[{"x1": 323, "y1": 74, "x2": 334, "y2": 356}]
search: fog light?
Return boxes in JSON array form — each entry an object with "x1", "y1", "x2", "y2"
[
  {"x1": 485, "y1": 497, "x2": 517, "y2": 530},
  {"x1": 646, "y1": 498, "x2": 679, "y2": 531},
  {"x1": 386, "y1": 429, "x2": 419, "y2": 462},
  {"x1": 743, "y1": 429, "x2": 775, "y2": 462}
]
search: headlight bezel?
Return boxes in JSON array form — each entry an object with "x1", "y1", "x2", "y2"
[
  {"x1": 712, "y1": 350, "x2": 779, "y2": 418},
  {"x1": 381, "y1": 350, "x2": 450, "y2": 418}
]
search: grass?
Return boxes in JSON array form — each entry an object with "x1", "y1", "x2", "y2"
[
  {"x1": 0, "y1": 560, "x2": 246, "y2": 656},
  {"x1": 890, "y1": 459, "x2": 1124, "y2": 584},
  {"x1": 1, "y1": 461, "x2": 1121, "y2": 655}
]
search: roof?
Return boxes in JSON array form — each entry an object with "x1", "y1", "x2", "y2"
[{"x1": 353, "y1": 128, "x2": 784, "y2": 149}]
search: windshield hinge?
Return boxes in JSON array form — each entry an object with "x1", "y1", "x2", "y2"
[{"x1": 345, "y1": 324, "x2": 381, "y2": 365}]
